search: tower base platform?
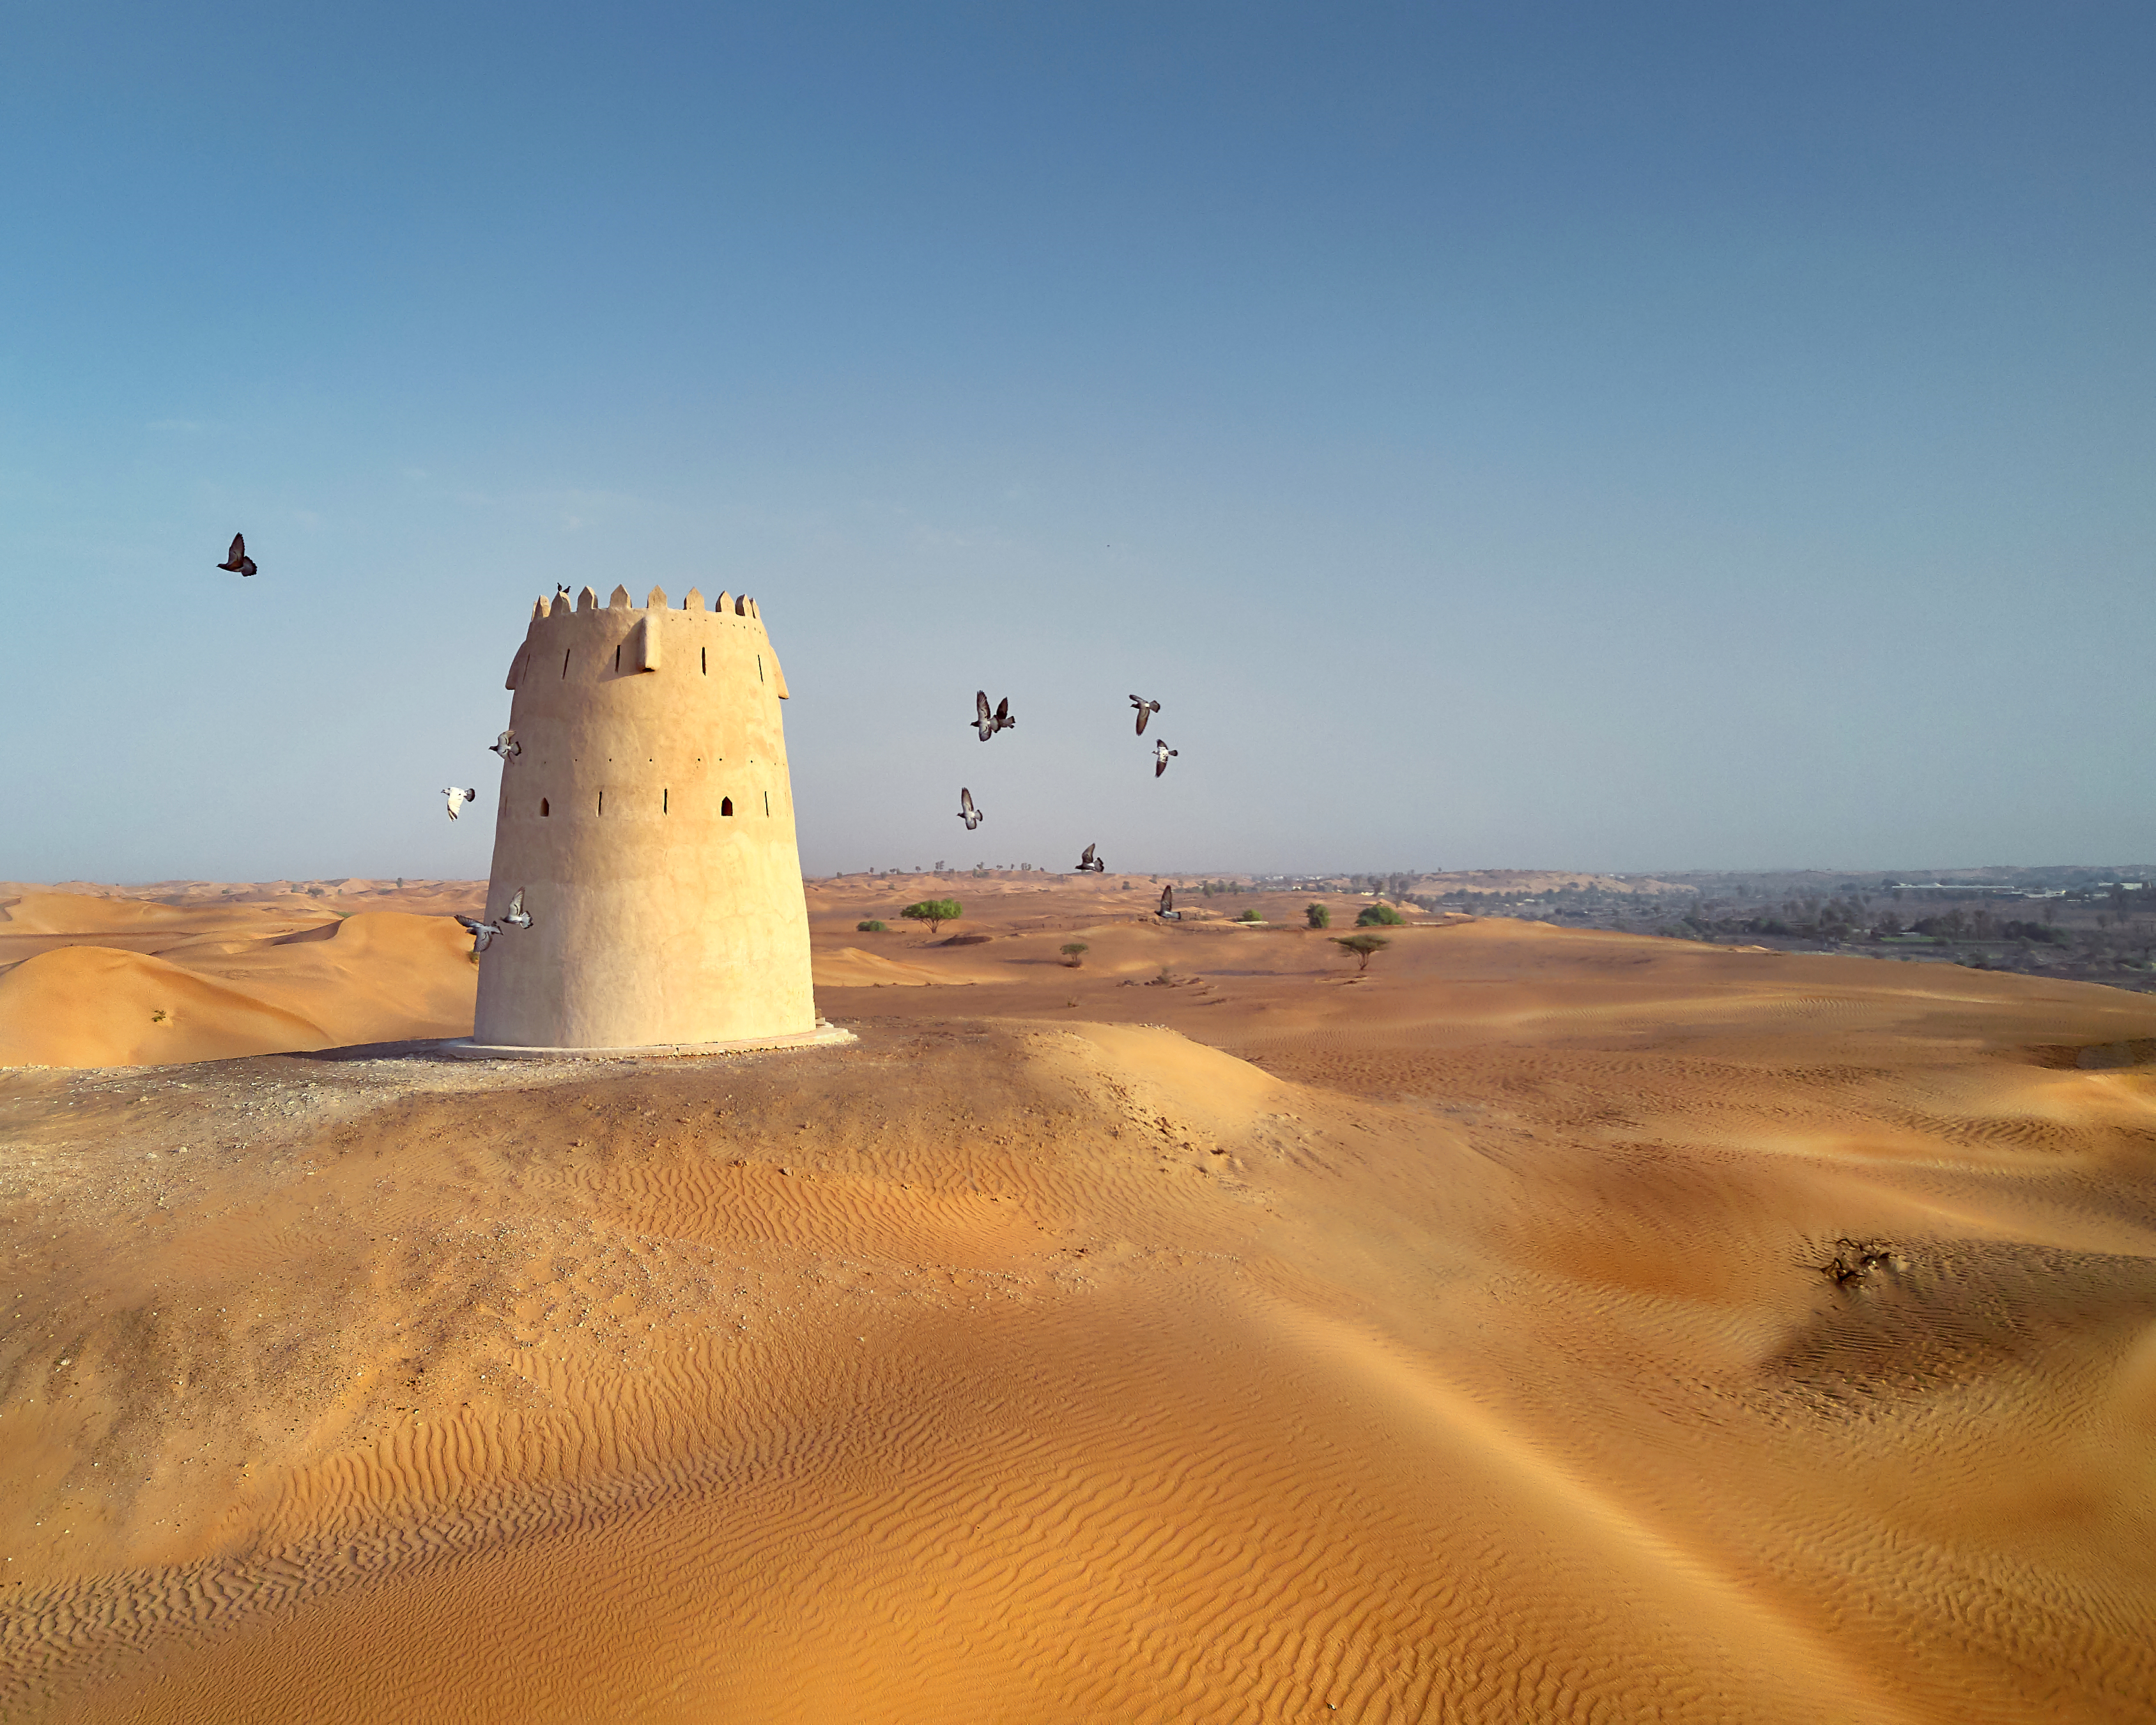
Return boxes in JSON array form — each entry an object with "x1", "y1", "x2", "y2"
[{"x1": 440, "y1": 1020, "x2": 856, "y2": 1062}]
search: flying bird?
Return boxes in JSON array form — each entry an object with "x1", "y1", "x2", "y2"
[
  {"x1": 1075, "y1": 843, "x2": 1105, "y2": 874},
  {"x1": 1157, "y1": 884, "x2": 1181, "y2": 921},
  {"x1": 457, "y1": 888, "x2": 530, "y2": 953},
  {"x1": 956, "y1": 787, "x2": 984, "y2": 830},
  {"x1": 215, "y1": 533, "x2": 257, "y2": 576},
  {"x1": 443, "y1": 786, "x2": 478, "y2": 820},
  {"x1": 1153, "y1": 740, "x2": 1178, "y2": 778},
  {"x1": 972, "y1": 691, "x2": 1016, "y2": 741},
  {"x1": 456, "y1": 915, "x2": 500, "y2": 952},
  {"x1": 1128, "y1": 694, "x2": 1160, "y2": 735},
  {"x1": 489, "y1": 730, "x2": 522, "y2": 762}
]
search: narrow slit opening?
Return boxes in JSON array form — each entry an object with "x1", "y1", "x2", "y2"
[
  {"x1": 764, "y1": 791, "x2": 770, "y2": 816},
  {"x1": 662, "y1": 788, "x2": 669, "y2": 814},
  {"x1": 613, "y1": 644, "x2": 621, "y2": 672},
  {"x1": 757, "y1": 654, "x2": 764, "y2": 683},
  {"x1": 597, "y1": 792, "x2": 604, "y2": 816},
  {"x1": 561, "y1": 649, "x2": 570, "y2": 678},
  {"x1": 700, "y1": 647, "x2": 707, "y2": 675},
  {"x1": 540, "y1": 798, "x2": 550, "y2": 817}
]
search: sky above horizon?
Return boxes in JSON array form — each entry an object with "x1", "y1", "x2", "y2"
[{"x1": 4, "y1": 3, "x2": 2152, "y2": 882}]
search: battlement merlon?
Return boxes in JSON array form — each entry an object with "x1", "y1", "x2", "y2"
[{"x1": 505, "y1": 591, "x2": 786, "y2": 695}]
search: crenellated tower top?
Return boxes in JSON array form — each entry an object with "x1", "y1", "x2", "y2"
[{"x1": 504, "y1": 585, "x2": 784, "y2": 695}]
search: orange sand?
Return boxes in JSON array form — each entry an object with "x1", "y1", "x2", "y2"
[
  {"x1": 2, "y1": 878, "x2": 2154, "y2": 1721},
  {"x1": 0, "y1": 888, "x2": 482, "y2": 1069}
]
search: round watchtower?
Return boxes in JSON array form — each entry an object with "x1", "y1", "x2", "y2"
[{"x1": 465, "y1": 580, "x2": 826, "y2": 1053}]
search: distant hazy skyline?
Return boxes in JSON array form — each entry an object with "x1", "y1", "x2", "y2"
[{"x1": 4, "y1": 4, "x2": 2151, "y2": 882}]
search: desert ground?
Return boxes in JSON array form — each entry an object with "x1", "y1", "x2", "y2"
[{"x1": 4, "y1": 875, "x2": 2155, "y2": 1722}]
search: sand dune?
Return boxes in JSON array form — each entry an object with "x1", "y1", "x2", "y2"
[
  {"x1": 810, "y1": 945, "x2": 991, "y2": 988},
  {"x1": 0, "y1": 897, "x2": 477, "y2": 1068},
  {"x1": 2, "y1": 885, "x2": 2154, "y2": 1720}
]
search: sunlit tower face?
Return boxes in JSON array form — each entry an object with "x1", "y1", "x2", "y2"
[{"x1": 469, "y1": 583, "x2": 817, "y2": 1051}]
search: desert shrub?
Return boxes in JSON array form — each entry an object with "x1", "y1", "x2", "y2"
[
  {"x1": 1334, "y1": 932, "x2": 1390, "y2": 972},
  {"x1": 1060, "y1": 941, "x2": 1090, "y2": 966},
  {"x1": 1356, "y1": 902, "x2": 1405, "y2": 926},
  {"x1": 900, "y1": 899, "x2": 962, "y2": 934},
  {"x1": 1305, "y1": 903, "x2": 1330, "y2": 929},
  {"x1": 2002, "y1": 919, "x2": 2062, "y2": 943},
  {"x1": 1237, "y1": 909, "x2": 1263, "y2": 922},
  {"x1": 857, "y1": 920, "x2": 886, "y2": 932}
]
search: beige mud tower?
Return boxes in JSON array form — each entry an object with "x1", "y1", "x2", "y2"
[{"x1": 465, "y1": 581, "x2": 830, "y2": 1054}]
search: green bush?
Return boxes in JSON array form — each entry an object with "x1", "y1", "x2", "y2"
[
  {"x1": 1237, "y1": 908, "x2": 1264, "y2": 922},
  {"x1": 1356, "y1": 902, "x2": 1406, "y2": 926},
  {"x1": 856, "y1": 920, "x2": 886, "y2": 932},
  {"x1": 900, "y1": 899, "x2": 962, "y2": 934},
  {"x1": 1305, "y1": 903, "x2": 1330, "y2": 929},
  {"x1": 1334, "y1": 932, "x2": 1391, "y2": 972}
]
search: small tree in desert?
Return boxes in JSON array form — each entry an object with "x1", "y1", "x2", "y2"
[
  {"x1": 901, "y1": 898, "x2": 962, "y2": 934},
  {"x1": 1060, "y1": 941, "x2": 1090, "y2": 968},
  {"x1": 1356, "y1": 902, "x2": 1405, "y2": 927},
  {"x1": 1335, "y1": 932, "x2": 1390, "y2": 973},
  {"x1": 1305, "y1": 902, "x2": 1331, "y2": 929}
]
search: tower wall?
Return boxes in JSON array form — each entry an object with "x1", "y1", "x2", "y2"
[{"x1": 472, "y1": 584, "x2": 815, "y2": 1049}]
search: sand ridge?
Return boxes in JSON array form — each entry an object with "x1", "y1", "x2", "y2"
[
  {"x1": 0, "y1": 895, "x2": 480, "y2": 1070},
  {"x1": 3, "y1": 886, "x2": 2155, "y2": 1719}
]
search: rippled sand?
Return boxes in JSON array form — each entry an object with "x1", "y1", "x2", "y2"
[{"x1": 3, "y1": 886, "x2": 2154, "y2": 1721}]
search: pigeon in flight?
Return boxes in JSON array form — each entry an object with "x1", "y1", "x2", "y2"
[
  {"x1": 1153, "y1": 740, "x2": 1178, "y2": 778},
  {"x1": 1075, "y1": 843, "x2": 1105, "y2": 874},
  {"x1": 456, "y1": 889, "x2": 530, "y2": 953},
  {"x1": 456, "y1": 914, "x2": 500, "y2": 952},
  {"x1": 955, "y1": 787, "x2": 984, "y2": 831},
  {"x1": 972, "y1": 691, "x2": 1016, "y2": 741},
  {"x1": 1129, "y1": 695, "x2": 1160, "y2": 736},
  {"x1": 443, "y1": 786, "x2": 478, "y2": 820},
  {"x1": 1156, "y1": 884, "x2": 1181, "y2": 921},
  {"x1": 216, "y1": 533, "x2": 257, "y2": 576},
  {"x1": 489, "y1": 730, "x2": 522, "y2": 762}
]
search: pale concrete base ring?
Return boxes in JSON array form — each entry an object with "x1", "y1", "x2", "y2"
[{"x1": 440, "y1": 1021, "x2": 858, "y2": 1062}]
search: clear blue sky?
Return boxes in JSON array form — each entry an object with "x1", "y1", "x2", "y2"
[{"x1": 4, "y1": 3, "x2": 2150, "y2": 881}]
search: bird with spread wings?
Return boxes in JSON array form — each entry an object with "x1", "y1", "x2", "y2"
[{"x1": 215, "y1": 534, "x2": 257, "y2": 576}]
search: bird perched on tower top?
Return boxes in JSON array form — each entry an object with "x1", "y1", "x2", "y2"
[
  {"x1": 443, "y1": 787, "x2": 478, "y2": 820},
  {"x1": 956, "y1": 787, "x2": 984, "y2": 831},
  {"x1": 972, "y1": 691, "x2": 1016, "y2": 741},
  {"x1": 1075, "y1": 843, "x2": 1105, "y2": 874},
  {"x1": 215, "y1": 533, "x2": 257, "y2": 576},
  {"x1": 1152, "y1": 740, "x2": 1178, "y2": 778},
  {"x1": 1128, "y1": 694, "x2": 1160, "y2": 735}
]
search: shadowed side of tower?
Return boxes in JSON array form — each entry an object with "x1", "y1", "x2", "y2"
[{"x1": 470, "y1": 582, "x2": 817, "y2": 1050}]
